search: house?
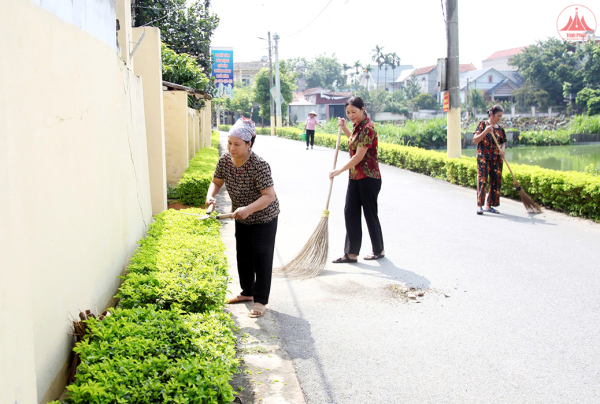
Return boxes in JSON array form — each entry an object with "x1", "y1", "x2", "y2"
[
  {"x1": 482, "y1": 47, "x2": 526, "y2": 71},
  {"x1": 460, "y1": 67, "x2": 524, "y2": 103},
  {"x1": 233, "y1": 60, "x2": 269, "y2": 85},
  {"x1": 289, "y1": 87, "x2": 352, "y2": 124},
  {"x1": 400, "y1": 63, "x2": 477, "y2": 95},
  {"x1": 362, "y1": 64, "x2": 414, "y2": 92}
]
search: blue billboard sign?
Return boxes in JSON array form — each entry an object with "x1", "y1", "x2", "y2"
[{"x1": 211, "y1": 47, "x2": 233, "y2": 98}]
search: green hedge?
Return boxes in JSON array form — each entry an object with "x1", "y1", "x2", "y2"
[
  {"x1": 270, "y1": 127, "x2": 600, "y2": 221},
  {"x1": 177, "y1": 147, "x2": 220, "y2": 207},
  {"x1": 218, "y1": 124, "x2": 231, "y2": 131},
  {"x1": 117, "y1": 209, "x2": 229, "y2": 312},
  {"x1": 211, "y1": 130, "x2": 220, "y2": 148},
  {"x1": 65, "y1": 307, "x2": 237, "y2": 403}
]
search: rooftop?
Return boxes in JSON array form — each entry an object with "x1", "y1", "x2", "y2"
[{"x1": 484, "y1": 47, "x2": 526, "y2": 61}]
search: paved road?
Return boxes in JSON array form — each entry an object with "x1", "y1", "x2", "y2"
[{"x1": 221, "y1": 132, "x2": 600, "y2": 404}]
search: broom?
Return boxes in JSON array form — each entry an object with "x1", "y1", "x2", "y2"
[
  {"x1": 276, "y1": 126, "x2": 343, "y2": 278},
  {"x1": 488, "y1": 124, "x2": 542, "y2": 213}
]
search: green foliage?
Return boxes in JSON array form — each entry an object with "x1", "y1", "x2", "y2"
[
  {"x1": 218, "y1": 124, "x2": 231, "y2": 131},
  {"x1": 211, "y1": 130, "x2": 220, "y2": 148},
  {"x1": 270, "y1": 128, "x2": 600, "y2": 222},
  {"x1": 176, "y1": 147, "x2": 220, "y2": 207},
  {"x1": 575, "y1": 88, "x2": 600, "y2": 112},
  {"x1": 587, "y1": 97, "x2": 600, "y2": 116},
  {"x1": 516, "y1": 129, "x2": 572, "y2": 146},
  {"x1": 305, "y1": 54, "x2": 346, "y2": 90},
  {"x1": 253, "y1": 61, "x2": 297, "y2": 122},
  {"x1": 468, "y1": 89, "x2": 486, "y2": 114},
  {"x1": 132, "y1": 0, "x2": 219, "y2": 76},
  {"x1": 585, "y1": 164, "x2": 600, "y2": 176},
  {"x1": 117, "y1": 208, "x2": 229, "y2": 312},
  {"x1": 412, "y1": 93, "x2": 440, "y2": 110},
  {"x1": 403, "y1": 76, "x2": 421, "y2": 101},
  {"x1": 66, "y1": 307, "x2": 237, "y2": 404},
  {"x1": 571, "y1": 114, "x2": 600, "y2": 134},
  {"x1": 161, "y1": 43, "x2": 210, "y2": 94}
]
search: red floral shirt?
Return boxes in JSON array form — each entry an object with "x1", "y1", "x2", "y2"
[
  {"x1": 348, "y1": 116, "x2": 381, "y2": 180},
  {"x1": 474, "y1": 120, "x2": 507, "y2": 160}
]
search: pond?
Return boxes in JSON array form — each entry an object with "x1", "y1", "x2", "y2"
[{"x1": 453, "y1": 144, "x2": 600, "y2": 172}]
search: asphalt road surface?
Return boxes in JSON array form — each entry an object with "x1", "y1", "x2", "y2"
[{"x1": 221, "y1": 132, "x2": 600, "y2": 404}]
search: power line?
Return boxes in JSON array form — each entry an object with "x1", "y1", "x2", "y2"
[{"x1": 286, "y1": 0, "x2": 333, "y2": 37}]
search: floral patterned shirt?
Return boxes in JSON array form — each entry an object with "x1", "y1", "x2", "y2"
[
  {"x1": 348, "y1": 116, "x2": 381, "y2": 180},
  {"x1": 474, "y1": 120, "x2": 507, "y2": 160}
]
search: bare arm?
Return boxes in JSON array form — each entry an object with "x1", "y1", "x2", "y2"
[
  {"x1": 338, "y1": 118, "x2": 352, "y2": 137},
  {"x1": 329, "y1": 147, "x2": 368, "y2": 178},
  {"x1": 473, "y1": 125, "x2": 491, "y2": 144},
  {"x1": 232, "y1": 186, "x2": 276, "y2": 220},
  {"x1": 205, "y1": 178, "x2": 225, "y2": 207}
]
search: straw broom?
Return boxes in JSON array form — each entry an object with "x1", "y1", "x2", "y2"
[
  {"x1": 488, "y1": 124, "x2": 542, "y2": 213},
  {"x1": 276, "y1": 126, "x2": 343, "y2": 278}
]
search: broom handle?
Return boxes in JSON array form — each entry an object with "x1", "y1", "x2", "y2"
[
  {"x1": 487, "y1": 123, "x2": 519, "y2": 186},
  {"x1": 324, "y1": 126, "x2": 343, "y2": 211}
]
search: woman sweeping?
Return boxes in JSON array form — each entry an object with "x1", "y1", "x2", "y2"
[
  {"x1": 206, "y1": 118, "x2": 279, "y2": 318},
  {"x1": 304, "y1": 111, "x2": 324, "y2": 150},
  {"x1": 473, "y1": 105, "x2": 507, "y2": 215},
  {"x1": 329, "y1": 96, "x2": 385, "y2": 263}
]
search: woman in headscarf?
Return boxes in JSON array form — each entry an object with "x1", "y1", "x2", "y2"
[{"x1": 206, "y1": 118, "x2": 280, "y2": 318}]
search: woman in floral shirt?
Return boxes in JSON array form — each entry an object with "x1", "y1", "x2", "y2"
[{"x1": 329, "y1": 96, "x2": 384, "y2": 263}]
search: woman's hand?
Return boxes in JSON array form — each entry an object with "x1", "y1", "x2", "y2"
[
  {"x1": 232, "y1": 206, "x2": 251, "y2": 220},
  {"x1": 338, "y1": 118, "x2": 346, "y2": 127},
  {"x1": 205, "y1": 197, "x2": 217, "y2": 208},
  {"x1": 499, "y1": 149, "x2": 505, "y2": 158},
  {"x1": 329, "y1": 170, "x2": 341, "y2": 179}
]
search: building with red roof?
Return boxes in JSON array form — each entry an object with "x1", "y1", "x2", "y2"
[{"x1": 482, "y1": 47, "x2": 526, "y2": 71}]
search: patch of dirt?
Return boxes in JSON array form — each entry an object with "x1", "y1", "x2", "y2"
[{"x1": 389, "y1": 285, "x2": 447, "y2": 303}]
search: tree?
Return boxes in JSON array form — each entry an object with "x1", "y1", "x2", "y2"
[
  {"x1": 364, "y1": 65, "x2": 373, "y2": 91},
  {"x1": 468, "y1": 88, "x2": 486, "y2": 115},
  {"x1": 413, "y1": 93, "x2": 440, "y2": 110},
  {"x1": 132, "y1": 0, "x2": 219, "y2": 74},
  {"x1": 382, "y1": 54, "x2": 392, "y2": 94},
  {"x1": 576, "y1": 88, "x2": 600, "y2": 113},
  {"x1": 226, "y1": 81, "x2": 253, "y2": 118},
  {"x1": 403, "y1": 76, "x2": 421, "y2": 100},
  {"x1": 512, "y1": 82, "x2": 551, "y2": 108},
  {"x1": 388, "y1": 52, "x2": 401, "y2": 93},
  {"x1": 253, "y1": 61, "x2": 297, "y2": 125},
  {"x1": 578, "y1": 41, "x2": 600, "y2": 90},
  {"x1": 371, "y1": 45, "x2": 385, "y2": 97},
  {"x1": 305, "y1": 54, "x2": 345, "y2": 90}
]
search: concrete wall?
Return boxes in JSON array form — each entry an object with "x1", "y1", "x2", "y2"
[
  {"x1": 132, "y1": 26, "x2": 167, "y2": 216},
  {"x1": 164, "y1": 91, "x2": 189, "y2": 186},
  {"x1": 0, "y1": 0, "x2": 152, "y2": 402},
  {"x1": 188, "y1": 109, "x2": 196, "y2": 160},
  {"x1": 203, "y1": 100, "x2": 212, "y2": 147}
]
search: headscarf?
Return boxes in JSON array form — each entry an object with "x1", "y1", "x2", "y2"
[{"x1": 229, "y1": 117, "x2": 256, "y2": 142}]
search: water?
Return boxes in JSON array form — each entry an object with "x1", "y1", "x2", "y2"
[{"x1": 454, "y1": 144, "x2": 600, "y2": 172}]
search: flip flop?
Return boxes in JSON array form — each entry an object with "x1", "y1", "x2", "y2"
[
  {"x1": 228, "y1": 295, "x2": 253, "y2": 304},
  {"x1": 477, "y1": 207, "x2": 484, "y2": 215},
  {"x1": 249, "y1": 303, "x2": 266, "y2": 318},
  {"x1": 485, "y1": 207, "x2": 500, "y2": 214},
  {"x1": 332, "y1": 254, "x2": 357, "y2": 263},
  {"x1": 364, "y1": 253, "x2": 385, "y2": 260}
]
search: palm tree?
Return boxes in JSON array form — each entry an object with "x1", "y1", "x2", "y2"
[
  {"x1": 342, "y1": 63, "x2": 351, "y2": 88},
  {"x1": 389, "y1": 52, "x2": 401, "y2": 94},
  {"x1": 383, "y1": 54, "x2": 393, "y2": 94},
  {"x1": 364, "y1": 65, "x2": 373, "y2": 91},
  {"x1": 371, "y1": 45, "x2": 385, "y2": 98}
]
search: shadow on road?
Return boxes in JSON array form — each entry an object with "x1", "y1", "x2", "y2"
[{"x1": 480, "y1": 212, "x2": 556, "y2": 226}]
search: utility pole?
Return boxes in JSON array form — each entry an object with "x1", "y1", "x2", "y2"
[
  {"x1": 273, "y1": 33, "x2": 282, "y2": 128},
  {"x1": 268, "y1": 32, "x2": 275, "y2": 136},
  {"x1": 446, "y1": 0, "x2": 461, "y2": 158}
]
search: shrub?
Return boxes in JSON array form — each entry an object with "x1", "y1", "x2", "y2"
[
  {"x1": 571, "y1": 114, "x2": 600, "y2": 134},
  {"x1": 218, "y1": 124, "x2": 231, "y2": 131},
  {"x1": 271, "y1": 130, "x2": 600, "y2": 222},
  {"x1": 211, "y1": 130, "x2": 220, "y2": 148},
  {"x1": 177, "y1": 147, "x2": 220, "y2": 207},
  {"x1": 65, "y1": 307, "x2": 238, "y2": 404},
  {"x1": 117, "y1": 209, "x2": 230, "y2": 312},
  {"x1": 516, "y1": 129, "x2": 572, "y2": 146}
]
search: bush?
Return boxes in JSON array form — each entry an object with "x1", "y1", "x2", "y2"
[
  {"x1": 571, "y1": 114, "x2": 600, "y2": 134},
  {"x1": 65, "y1": 307, "x2": 237, "y2": 404},
  {"x1": 177, "y1": 147, "x2": 220, "y2": 207},
  {"x1": 116, "y1": 209, "x2": 230, "y2": 312},
  {"x1": 271, "y1": 129, "x2": 600, "y2": 222},
  {"x1": 211, "y1": 130, "x2": 220, "y2": 148},
  {"x1": 218, "y1": 124, "x2": 231, "y2": 131},
  {"x1": 587, "y1": 98, "x2": 600, "y2": 116},
  {"x1": 516, "y1": 129, "x2": 572, "y2": 146}
]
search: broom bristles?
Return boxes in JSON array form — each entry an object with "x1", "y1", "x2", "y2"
[
  {"x1": 275, "y1": 217, "x2": 329, "y2": 279},
  {"x1": 518, "y1": 189, "x2": 542, "y2": 213}
]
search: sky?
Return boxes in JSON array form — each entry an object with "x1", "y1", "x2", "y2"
[{"x1": 209, "y1": 0, "x2": 595, "y2": 70}]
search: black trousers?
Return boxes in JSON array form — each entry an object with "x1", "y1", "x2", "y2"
[
  {"x1": 306, "y1": 129, "x2": 315, "y2": 147},
  {"x1": 344, "y1": 178, "x2": 384, "y2": 255},
  {"x1": 235, "y1": 217, "x2": 278, "y2": 305}
]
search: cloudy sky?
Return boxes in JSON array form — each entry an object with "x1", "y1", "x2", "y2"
[{"x1": 210, "y1": 0, "x2": 594, "y2": 70}]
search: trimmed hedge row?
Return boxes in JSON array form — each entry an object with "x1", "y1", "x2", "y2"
[
  {"x1": 269, "y1": 126, "x2": 600, "y2": 221},
  {"x1": 177, "y1": 146, "x2": 220, "y2": 207}
]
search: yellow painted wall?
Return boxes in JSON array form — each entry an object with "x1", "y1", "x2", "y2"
[
  {"x1": 188, "y1": 109, "x2": 196, "y2": 160},
  {"x1": 164, "y1": 91, "x2": 189, "y2": 186},
  {"x1": 132, "y1": 26, "x2": 167, "y2": 216},
  {"x1": 0, "y1": 0, "x2": 152, "y2": 401},
  {"x1": 204, "y1": 100, "x2": 213, "y2": 147},
  {"x1": 194, "y1": 110, "x2": 201, "y2": 153}
]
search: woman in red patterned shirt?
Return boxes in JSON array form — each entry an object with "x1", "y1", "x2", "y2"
[{"x1": 329, "y1": 96, "x2": 385, "y2": 263}]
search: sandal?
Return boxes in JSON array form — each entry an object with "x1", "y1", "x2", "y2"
[
  {"x1": 249, "y1": 303, "x2": 266, "y2": 318},
  {"x1": 485, "y1": 207, "x2": 500, "y2": 214},
  {"x1": 228, "y1": 295, "x2": 253, "y2": 304},
  {"x1": 332, "y1": 254, "x2": 357, "y2": 263},
  {"x1": 364, "y1": 253, "x2": 385, "y2": 260},
  {"x1": 477, "y1": 207, "x2": 484, "y2": 215}
]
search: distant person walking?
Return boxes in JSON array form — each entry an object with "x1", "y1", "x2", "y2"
[
  {"x1": 473, "y1": 105, "x2": 507, "y2": 215},
  {"x1": 329, "y1": 96, "x2": 384, "y2": 263},
  {"x1": 304, "y1": 111, "x2": 324, "y2": 150}
]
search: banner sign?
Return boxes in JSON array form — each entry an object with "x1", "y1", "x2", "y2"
[
  {"x1": 211, "y1": 47, "x2": 234, "y2": 98},
  {"x1": 270, "y1": 86, "x2": 278, "y2": 101},
  {"x1": 443, "y1": 91, "x2": 450, "y2": 112}
]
